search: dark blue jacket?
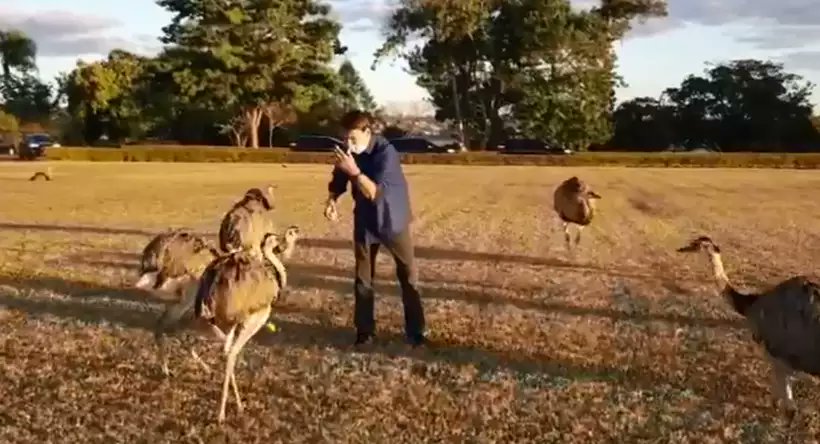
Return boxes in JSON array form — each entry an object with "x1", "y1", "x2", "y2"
[{"x1": 328, "y1": 136, "x2": 411, "y2": 244}]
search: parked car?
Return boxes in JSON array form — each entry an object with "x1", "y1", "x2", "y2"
[
  {"x1": 18, "y1": 133, "x2": 60, "y2": 160},
  {"x1": 289, "y1": 135, "x2": 344, "y2": 152},
  {"x1": 388, "y1": 137, "x2": 456, "y2": 154},
  {"x1": 497, "y1": 138, "x2": 572, "y2": 155}
]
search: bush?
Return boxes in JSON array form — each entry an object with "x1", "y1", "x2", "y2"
[{"x1": 43, "y1": 145, "x2": 820, "y2": 168}]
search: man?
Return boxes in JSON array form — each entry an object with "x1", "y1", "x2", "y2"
[{"x1": 324, "y1": 110, "x2": 427, "y2": 347}]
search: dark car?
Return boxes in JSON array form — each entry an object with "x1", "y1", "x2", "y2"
[
  {"x1": 498, "y1": 138, "x2": 572, "y2": 155},
  {"x1": 388, "y1": 137, "x2": 456, "y2": 154},
  {"x1": 289, "y1": 135, "x2": 344, "y2": 152},
  {"x1": 19, "y1": 133, "x2": 60, "y2": 160}
]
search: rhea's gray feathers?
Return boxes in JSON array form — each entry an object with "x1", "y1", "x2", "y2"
[
  {"x1": 553, "y1": 176, "x2": 599, "y2": 226},
  {"x1": 743, "y1": 277, "x2": 820, "y2": 375},
  {"x1": 218, "y1": 187, "x2": 276, "y2": 253},
  {"x1": 194, "y1": 234, "x2": 287, "y2": 329},
  {"x1": 139, "y1": 229, "x2": 218, "y2": 290}
]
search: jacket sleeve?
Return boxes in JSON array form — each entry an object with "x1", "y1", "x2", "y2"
[
  {"x1": 370, "y1": 147, "x2": 401, "y2": 188},
  {"x1": 328, "y1": 166, "x2": 349, "y2": 199}
]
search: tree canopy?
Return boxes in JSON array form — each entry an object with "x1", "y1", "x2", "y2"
[
  {"x1": 338, "y1": 60, "x2": 376, "y2": 112},
  {"x1": 376, "y1": 0, "x2": 667, "y2": 149},
  {"x1": 155, "y1": 0, "x2": 344, "y2": 148},
  {"x1": 610, "y1": 59, "x2": 819, "y2": 151}
]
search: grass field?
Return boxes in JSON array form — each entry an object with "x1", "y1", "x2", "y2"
[{"x1": 1, "y1": 161, "x2": 820, "y2": 442}]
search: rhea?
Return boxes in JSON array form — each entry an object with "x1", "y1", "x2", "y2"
[
  {"x1": 218, "y1": 186, "x2": 276, "y2": 255},
  {"x1": 677, "y1": 235, "x2": 820, "y2": 417},
  {"x1": 552, "y1": 176, "x2": 601, "y2": 250},
  {"x1": 194, "y1": 231, "x2": 291, "y2": 423},
  {"x1": 150, "y1": 226, "x2": 300, "y2": 377}
]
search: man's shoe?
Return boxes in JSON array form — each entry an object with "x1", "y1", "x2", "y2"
[
  {"x1": 407, "y1": 334, "x2": 428, "y2": 348},
  {"x1": 354, "y1": 333, "x2": 375, "y2": 346}
]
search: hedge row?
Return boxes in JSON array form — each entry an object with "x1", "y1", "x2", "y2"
[{"x1": 43, "y1": 146, "x2": 820, "y2": 168}]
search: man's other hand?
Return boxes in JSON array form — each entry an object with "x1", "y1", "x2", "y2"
[{"x1": 324, "y1": 198, "x2": 339, "y2": 222}]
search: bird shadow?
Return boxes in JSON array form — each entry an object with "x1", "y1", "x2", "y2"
[
  {"x1": 0, "y1": 221, "x2": 664, "y2": 275},
  {"x1": 0, "y1": 276, "x2": 743, "y2": 405}
]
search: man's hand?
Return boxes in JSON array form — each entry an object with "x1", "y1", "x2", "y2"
[
  {"x1": 333, "y1": 146, "x2": 361, "y2": 177},
  {"x1": 323, "y1": 197, "x2": 339, "y2": 222}
]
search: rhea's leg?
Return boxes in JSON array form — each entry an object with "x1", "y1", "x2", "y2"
[
  {"x1": 154, "y1": 283, "x2": 198, "y2": 376},
  {"x1": 574, "y1": 225, "x2": 584, "y2": 246},
  {"x1": 218, "y1": 308, "x2": 270, "y2": 423},
  {"x1": 217, "y1": 324, "x2": 237, "y2": 423},
  {"x1": 563, "y1": 222, "x2": 572, "y2": 251},
  {"x1": 770, "y1": 357, "x2": 796, "y2": 420}
]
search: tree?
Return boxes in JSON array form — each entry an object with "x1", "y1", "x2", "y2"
[
  {"x1": 377, "y1": 0, "x2": 667, "y2": 149},
  {"x1": 157, "y1": 0, "x2": 343, "y2": 148},
  {"x1": 1, "y1": 74, "x2": 56, "y2": 124},
  {"x1": 64, "y1": 50, "x2": 150, "y2": 143},
  {"x1": 664, "y1": 59, "x2": 818, "y2": 151},
  {"x1": 261, "y1": 102, "x2": 296, "y2": 147},
  {"x1": 0, "y1": 29, "x2": 52, "y2": 124},
  {"x1": 0, "y1": 30, "x2": 37, "y2": 83},
  {"x1": 337, "y1": 60, "x2": 376, "y2": 111},
  {"x1": 608, "y1": 97, "x2": 675, "y2": 150}
]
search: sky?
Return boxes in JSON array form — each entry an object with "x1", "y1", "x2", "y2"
[{"x1": 2, "y1": 0, "x2": 820, "y2": 114}]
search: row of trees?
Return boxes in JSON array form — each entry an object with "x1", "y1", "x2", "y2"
[{"x1": 1, "y1": 0, "x2": 819, "y2": 151}]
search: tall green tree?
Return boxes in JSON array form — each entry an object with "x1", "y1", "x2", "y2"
[
  {"x1": 0, "y1": 29, "x2": 50, "y2": 124},
  {"x1": 337, "y1": 59, "x2": 376, "y2": 111},
  {"x1": 156, "y1": 0, "x2": 343, "y2": 148},
  {"x1": 664, "y1": 59, "x2": 818, "y2": 151},
  {"x1": 2, "y1": 74, "x2": 56, "y2": 124},
  {"x1": 608, "y1": 97, "x2": 675, "y2": 150},
  {"x1": 0, "y1": 30, "x2": 37, "y2": 83},
  {"x1": 376, "y1": 0, "x2": 666, "y2": 149},
  {"x1": 64, "y1": 50, "x2": 150, "y2": 143}
]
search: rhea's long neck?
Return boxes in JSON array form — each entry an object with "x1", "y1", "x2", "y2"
[
  {"x1": 278, "y1": 239, "x2": 296, "y2": 261},
  {"x1": 262, "y1": 246, "x2": 288, "y2": 289},
  {"x1": 708, "y1": 251, "x2": 731, "y2": 293},
  {"x1": 707, "y1": 251, "x2": 757, "y2": 315}
]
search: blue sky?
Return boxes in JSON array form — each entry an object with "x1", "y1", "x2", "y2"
[{"x1": 2, "y1": 0, "x2": 820, "y2": 113}]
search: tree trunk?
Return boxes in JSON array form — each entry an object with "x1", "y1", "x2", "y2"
[{"x1": 245, "y1": 108, "x2": 264, "y2": 149}]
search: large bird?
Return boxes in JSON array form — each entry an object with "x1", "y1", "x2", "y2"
[
  {"x1": 218, "y1": 186, "x2": 276, "y2": 255},
  {"x1": 151, "y1": 226, "x2": 300, "y2": 377},
  {"x1": 136, "y1": 228, "x2": 218, "y2": 296},
  {"x1": 552, "y1": 176, "x2": 601, "y2": 250},
  {"x1": 135, "y1": 229, "x2": 220, "y2": 375},
  {"x1": 677, "y1": 235, "x2": 820, "y2": 418},
  {"x1": 194, "y1": 231, "x2": 290, "y2": 423}
]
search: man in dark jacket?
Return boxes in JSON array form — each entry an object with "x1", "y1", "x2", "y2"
[{"x1": 324, "y1": 110, "x2": 426, "y2": 347}]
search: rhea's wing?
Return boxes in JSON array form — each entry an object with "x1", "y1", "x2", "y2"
[
  {"x1": 749, "y1": 277, "x2": 820, "y2": 375},
  {"x1": 194, "y1": 257, "x2": 223, "y2": 319},
  {"x1": 176, "y1": 232, "x2": 218, "y2": 276},
  {"x1": 218, "y1": 205, "x2": 248, "y2": 252},
  {"x1": 140, "y1": 231, "x2": 172, "y2": 273}
]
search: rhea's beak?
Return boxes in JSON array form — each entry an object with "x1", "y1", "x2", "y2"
[{"x1": 676, "y1": 244, "x2": 698, "y2": 253}]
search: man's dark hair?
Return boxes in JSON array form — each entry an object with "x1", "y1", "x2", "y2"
[{"x1": 340, "y1": 110, "x2": 374, "y2": 131}]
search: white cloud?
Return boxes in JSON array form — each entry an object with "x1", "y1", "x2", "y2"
[{"x1": 0, "y1": 5, "x2": 160, "y2": 58}]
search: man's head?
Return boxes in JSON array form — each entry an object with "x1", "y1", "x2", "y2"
[{"x1": 340, "y1": 110, "x2": 374, "y2": 154}]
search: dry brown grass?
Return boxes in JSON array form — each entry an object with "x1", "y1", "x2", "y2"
[{"x1": 2, "y1": 161, "x2": 820, "y2": 442}]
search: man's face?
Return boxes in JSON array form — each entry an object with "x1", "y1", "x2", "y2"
[{"x1": 344, "y1": 127, "x2": 371, "y2": 154}]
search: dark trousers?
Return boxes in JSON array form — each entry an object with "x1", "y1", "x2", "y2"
[{"x1": 354, "y1": 230, "x2": 425, "y2": 339}]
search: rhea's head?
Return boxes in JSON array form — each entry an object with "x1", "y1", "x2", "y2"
[
  {"x1": 676, "y1": 235, "x2": 720, "y2": 254},
  {"x1": 283, "y1": 225, "x2": 300, "y2": 244},
  {"x1": 261, "y1": 232, "x2": 281, "y2": 255},
  {"x1": 244, "y1": 186, "x2": 274, "y2": 210}
]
